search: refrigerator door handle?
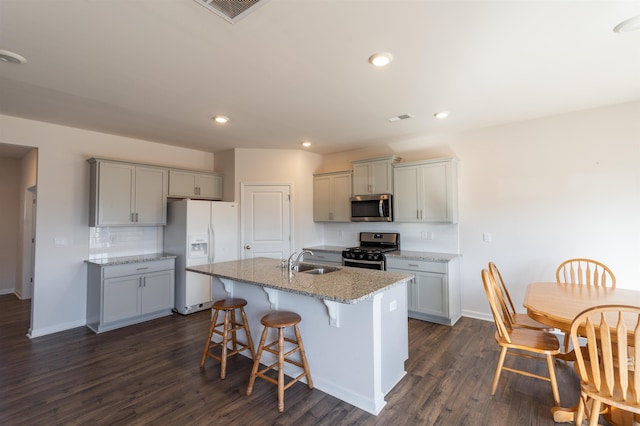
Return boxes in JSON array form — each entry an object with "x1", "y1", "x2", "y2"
[{"x1": 208, "y1": 225, "x2": 214, "y2": 264}]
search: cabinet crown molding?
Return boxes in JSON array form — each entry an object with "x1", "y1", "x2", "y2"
[
  {"x1": 392, "y1": 157, "x2": 458, "y2": 168},
  {"x1": 351, "y1": 156, "x2": 401, "y2": 165}
]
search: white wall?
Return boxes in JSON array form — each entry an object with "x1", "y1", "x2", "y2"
[
  {"x1": 0, "y1": 114, "x2": 216, "y2": 337},
  {"x1": 0, "y1": 157, "x2": 20, "y2": 295},
  {"x1": 232, "y1": 148, "x2": 326, "y2": 251},
  {"x1": 452, "y1": 101, "x2": 640, "y2": 319}
]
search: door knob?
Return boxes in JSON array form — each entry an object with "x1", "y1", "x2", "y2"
[{"x1": 244, "y1": 245, "x2": 251, "y2": 250}]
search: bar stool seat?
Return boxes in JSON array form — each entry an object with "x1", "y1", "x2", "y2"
[
  {"x1": 200, "y1": 298, "x2": 255, "y2": 379},
  {"x1": 246, "y1": 311, "x2": 313, "y2": 412}
]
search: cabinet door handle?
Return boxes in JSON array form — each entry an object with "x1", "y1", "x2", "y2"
[
  {"x1": 142, "y1": 277, "x2": 146, "y2": 287},
  {"x1": 416, "y1": 210, "x2": 420, "y2": 220},
  {"x1": 196, "y1": 187, "x2": 200, "y2": 195},
  {"x1": 136, "y1": 267, "x2": 149, "y2": 271},
  {"x1": 408, "y1": 264, "x2": 419, "y2": 267},
  {"x1": 131, "y1": 212, "x2": 135, "y2": 222},
  {"x1": 135, "y1": 212, "x2": 139, "y2": 222}
]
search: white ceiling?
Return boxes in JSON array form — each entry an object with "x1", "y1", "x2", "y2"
[{"x1": 1, "y1": 1, "x2": 639, "y2": 156}]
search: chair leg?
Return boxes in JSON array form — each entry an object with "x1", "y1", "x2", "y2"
[
  {"x1": 293, "y1": 324, "x2": 313, "y2": 389},
  {"x1": 277, "y1": 326, "x2": 285, "y2": 412},
  {"x1": 220, "y1": 310, "x2": 230, "y2": 379},
  {"x1": 246, "y1": 325, "x2": 269, "y2": 396},
  {"x1": 588, "y1": 399, "x2": 602, "y2": 426},
  {"x1": 545, "y1": 353, "x2": 560, "y2": 406},
  {"x1": 200, "y1": 309, "x2": 220, "y2": 368},
  {"x1": 491, "y1": 346, "x2": 508, "y2": 395},
  {"x1": 240, "y1": 308, "x2": 256, "y2": 359},
  {"x1": 230, "y1": 309, "x2": 238, "y2": 352},
  {"x1": 575, "y1": 392, "x2": 586, "y2": 426}
]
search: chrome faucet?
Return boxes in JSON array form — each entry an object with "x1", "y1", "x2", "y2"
[
  {"x1": 293, "y1": 250, "x2": 314, "y2": 271},
  {"x1": 286, "y1": 251, "x2": 299, "y2": 272}
]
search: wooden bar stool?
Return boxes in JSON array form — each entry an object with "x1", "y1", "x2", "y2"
[
  {"x1": 246, "y1": 311, "x2": 313, "y2": 412},
  {"x1": 200, "y1": 298, "x2": 255, "y2": 379}
]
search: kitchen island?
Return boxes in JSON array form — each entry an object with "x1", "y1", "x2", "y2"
[{"x1": 187, "y1": 257, "x2": 414, "y2": 415}]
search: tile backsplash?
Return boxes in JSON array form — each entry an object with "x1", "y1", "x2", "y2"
[{"x1": 89, "y1": 226, "x2": 164, "y2": 260}]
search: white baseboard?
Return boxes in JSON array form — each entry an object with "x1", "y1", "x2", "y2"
[{"x1": 27, "y1": 319, "x2": 86, "y2": 339}]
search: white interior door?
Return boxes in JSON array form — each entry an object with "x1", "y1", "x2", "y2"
[{"x1": 241, "y1": 184, "x2": 292, "y2": 260}]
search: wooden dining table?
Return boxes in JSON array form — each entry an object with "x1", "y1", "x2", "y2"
[{"x1": 524, "y1": 282, "x2": 640, "y2": 425}]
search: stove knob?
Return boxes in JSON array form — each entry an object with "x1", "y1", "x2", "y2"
[{"x1": 358, "y1": 253, "x2": 365, "y2": 260}]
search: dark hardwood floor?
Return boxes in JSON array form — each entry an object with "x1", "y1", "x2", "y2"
[{"x1": 0, "y1": 294, "x2": 581, "y2": 425}]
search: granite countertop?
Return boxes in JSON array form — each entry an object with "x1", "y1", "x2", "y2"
[
  {"x1": 85, "y1": 253, "x2": 176, "y2": 266},
  {"x1": 387, "y1": 250, "x2": 460, "y2": 262},
  {"x1": 303, "y1": 245, "x2": 460, "y2": 262},
  {"x1": 186, "y1": 257, "x2": 414, "y2": 304}
]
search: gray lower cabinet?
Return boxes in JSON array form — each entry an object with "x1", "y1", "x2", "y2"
[
  {"x1": 86, "y1": 258, "x2": 175, "y2": 333},
  {"x1": 387, "y1": 256, "x2": 461, "y2": 326}
]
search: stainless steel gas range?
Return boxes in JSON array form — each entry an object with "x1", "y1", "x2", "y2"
[{"x1": 341, "y1": 232, "x2": 400, "y2": 271}]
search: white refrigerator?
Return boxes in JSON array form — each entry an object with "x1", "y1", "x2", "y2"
[{"x1": 164, "y1": 199, "x2": 239, "y2": 315}]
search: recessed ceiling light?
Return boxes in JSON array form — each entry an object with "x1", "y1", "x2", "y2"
[
  {"x1": 434, "y1": 111, "x2": 450, "y2": 119},
  {"x1": 368, "y1": 52, "x2": 393, "y2": 67},
  {"x1": 614, "y1": 15, "x2": 640, "y2": 33},
  {"x1": 302, "y1": 141, "x2": 312, "y2": 147},
  {"x1": 0, "y1": 50, "x2": 27, "y2": 64},
  {"x1": 213, "y1": 116, "x2": 229, "y2": 124}
]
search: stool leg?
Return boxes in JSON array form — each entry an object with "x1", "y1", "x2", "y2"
[
  {"x1": 294, "y1": 324, "x2": 313, "y2": 389},
  {"x1": 200, "y1": 309, "x2": 220, "y2": 368},
  {"x1": 230, "y1": 309, "x2": 238, "y2": 352},
  {"x1": 220, "y1": 309, "x2": 230, "y2": 379},
  {"x1": 240, "y1": 308, "x2": 256, "y2": 359},
  {"x1": 247, "y1": 325, "x2": 269, "y2": 396},
  {"x1": 277, "y1": 326, "x2": 285, "y2": 412}
]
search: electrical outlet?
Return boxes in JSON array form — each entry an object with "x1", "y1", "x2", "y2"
[
  {"x1": 421, "y1": 231, "x2": 434, "y2": 240},
  {"x1": 389, "y1": 300, "x2": 397, "y2": 312},
  {"x1": 483, "y1": 232, "x2": 492, "y2": 243}
]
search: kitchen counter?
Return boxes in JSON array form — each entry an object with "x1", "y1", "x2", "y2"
[
  {"x1": 187, "y1": 257, "x2": 411, "y2": 416},
  {"x1": 388, "y1": 250, "x2": 460, "y2": 262},
  {"x1": 85, "y1": 253, "x2": 176, "y2": 266},
  {"x1": 186, "y1": 257, "x2": 413, "y2": 304}
]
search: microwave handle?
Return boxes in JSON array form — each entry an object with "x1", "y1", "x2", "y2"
[{"x1": 379, "y1": 199, "x2": 384, "y2": 217}]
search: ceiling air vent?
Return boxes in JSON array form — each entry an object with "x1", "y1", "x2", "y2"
[
  {"x1": 193, "y1": 0, "x2": 271, "y2": 24},
  {"x1": 387, "y1": 113, "x2": 414, "y2": 123}
]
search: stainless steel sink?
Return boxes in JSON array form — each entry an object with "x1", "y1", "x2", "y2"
[{"x1": 296, "y1": 263, "x2": 341, "y2": 274}]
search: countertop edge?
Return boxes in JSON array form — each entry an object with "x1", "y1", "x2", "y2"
[
  {"x1": 85, "y1": 253, "x2": 176, "y2": 266},
  {"x1": 303, "y1": 246, "x2": 461, "y2": 262}
]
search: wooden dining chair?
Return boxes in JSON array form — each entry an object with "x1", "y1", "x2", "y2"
[
  {"x1": 556, "y1": 258, "x2": 616, "y2": 288},
  {"x1": 488, "y1": 262, "x2": 553, "y2": 331},
  {"x1": 570, "y1": 305, "x2": 640, "y2": 426},
  {"x1": 481, "y1": 269, "x2": 561, "y2": 406},
  {"x1": 557, "y1": 258, "x2": 616, "y2": 352}
]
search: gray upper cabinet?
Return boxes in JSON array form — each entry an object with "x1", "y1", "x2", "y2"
[
  {"x1": 168, "y1": 169, "x2": 223, "y2": 200},
  {"x1": 313, "y1": 171, "x2": 352, "y2": 222},
  {"x1": 393, "y1": 158, "x2": 458, "y2": 223},
  {"x1": 351, "y1": 156, "x2": 400, "y2": 195},
  {"x1": 89, "y1": 159, "x2": 168, "y2": 227}
]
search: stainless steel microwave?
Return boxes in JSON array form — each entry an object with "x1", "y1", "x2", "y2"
[{"x1": 351, "y1": 194, "x2": 393, "y2": 222}]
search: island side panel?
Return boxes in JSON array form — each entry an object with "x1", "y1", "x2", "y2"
[
  {"x1": 211, "y1": 277, "x2": 408, "y2": 415},
  {"x1": 379, "y1": 281, "x2": 409, "y2": 394}
]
